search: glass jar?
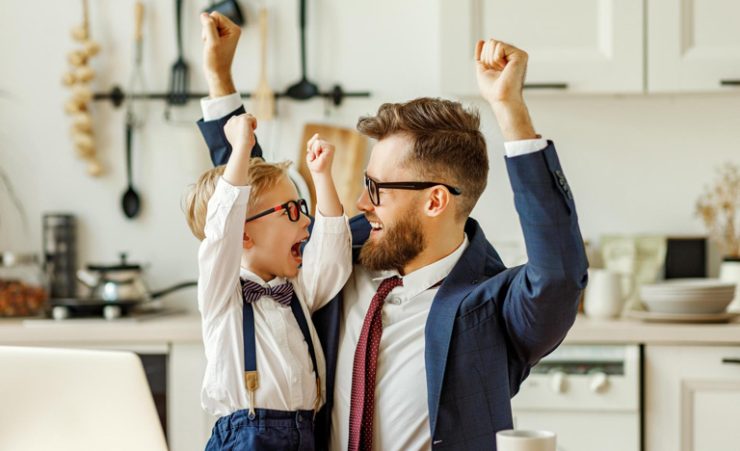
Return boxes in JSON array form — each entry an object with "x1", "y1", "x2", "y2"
[{"x1": 0, "y1": 252, "x2": 48, "y2": 317}]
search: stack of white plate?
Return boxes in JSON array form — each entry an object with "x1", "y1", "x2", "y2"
[{"x1": 640, "y1": 279, "x2": 736, "y2": 314}]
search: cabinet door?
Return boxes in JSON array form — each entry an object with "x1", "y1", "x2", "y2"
[
  {"x1": 169, "y1": 343, "x2": 218, "y2": 451},
  {"x1": 648, "y1": 0, "x2": 740, "y2": 92},
  {"x1": 440, "y1": 0, "x2": 644, "y2": 95},
  {"x1": 645, "y1": 345, "x2": 740, "y2": 451}
]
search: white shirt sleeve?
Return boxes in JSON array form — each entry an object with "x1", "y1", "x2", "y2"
[
  {"x1": 294, "y1": 211, "x2": 353, "y2": 313},
  {"x1": 197, "y1": 177, "x2": 251, "y2": 322},
  {"x1": 200, "y1": 93, "x2": 244, "y2": 122},
  {"x1": 503, "y1": 138, "x2": 549, "y2": 157}
]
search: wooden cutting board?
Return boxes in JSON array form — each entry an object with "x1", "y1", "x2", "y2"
[{"x1": 297, "y1": 123, "x2": 368, "y2": 217}]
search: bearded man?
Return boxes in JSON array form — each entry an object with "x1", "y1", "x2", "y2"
[{"x1": 197, "y1": 12, "x2": 588, "y2": 451}]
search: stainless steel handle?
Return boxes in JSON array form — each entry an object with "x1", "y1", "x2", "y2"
[
  {"x1": 722, "y1": 358, "x2": 740, "y2": 365},
  {"x1": 720, "y1": 80, "x2": 740, "y2": 87},
  {"x1": 524, "y1": 83, "x2": 568, "y2": 90}
]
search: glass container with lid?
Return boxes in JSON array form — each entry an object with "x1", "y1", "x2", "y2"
[{"x1": 0, "y1": 252, "x2": 48, "y2": 317}]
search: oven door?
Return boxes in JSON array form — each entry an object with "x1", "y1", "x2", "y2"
[{"x1": 511, "y1": 345, "x2": 641, "y2": 451}]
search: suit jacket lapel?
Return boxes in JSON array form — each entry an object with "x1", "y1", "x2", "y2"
[{"x1": 424, "y1": 219, "x2": 492, "y2": 436}]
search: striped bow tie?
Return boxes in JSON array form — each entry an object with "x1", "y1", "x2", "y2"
[{"x1": 240, "y1": 278, "x2": 294, "y2": 307}]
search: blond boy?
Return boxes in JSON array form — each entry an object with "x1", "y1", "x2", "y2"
[{"x1": 186, "y1": 113, "x2": 351, "y2": 450}]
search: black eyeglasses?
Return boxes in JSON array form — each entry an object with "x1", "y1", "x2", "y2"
[
  {"x1": 245, "y1": 199, "x2": 309, "y2": 223},
  {"x1": 363, "y1": 173, "x2": 462, "y2": 206}
]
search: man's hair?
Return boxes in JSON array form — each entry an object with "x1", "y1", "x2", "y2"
[
  {"x1": 185, "y1": 158, "x2": 292, "y2": 241},
  {"x1": 356, "y1": 97, "x2": 488, "y2": 220}
]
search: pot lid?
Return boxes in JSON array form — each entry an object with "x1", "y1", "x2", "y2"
[
  {"x1": 87, "y1": 252, "x2": 142, "y2": 272},
  {"x1": 0, "y1": 252, "x2": 39, "y2": 267}
]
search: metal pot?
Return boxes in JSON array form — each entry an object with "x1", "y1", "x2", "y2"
[{"x1": 77, "y1": 253, "x2": 196, "y2": 303}]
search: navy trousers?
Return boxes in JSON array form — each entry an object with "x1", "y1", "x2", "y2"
[{"x1": 205, "y1": 408, "x2": 315, "y2": 451}]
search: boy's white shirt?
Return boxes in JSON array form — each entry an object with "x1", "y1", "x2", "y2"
[{"x1": 198, "y1": 177, "x2": 352, "y2": 417}]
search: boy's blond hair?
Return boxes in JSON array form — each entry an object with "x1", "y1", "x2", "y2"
[{"x1": 185, "y1": 158, "x2": 292, "y2": 241}]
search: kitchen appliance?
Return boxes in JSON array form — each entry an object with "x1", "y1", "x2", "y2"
[
  {"x1": 511, "y1": 345, "x2": 640, "y2": 451},
  {"x1": 52, "y1": 253, "x2": 196, "y2": 320},
  {"x1": 43, "y1": 213, "x2": 77, "y2": 299}
]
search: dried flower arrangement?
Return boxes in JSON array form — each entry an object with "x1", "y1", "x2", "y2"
[{"x1": 695, "y1": 162, "x2": 740, "y2": 259}]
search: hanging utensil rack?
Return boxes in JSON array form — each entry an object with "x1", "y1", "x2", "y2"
[{"x1": 93, "y1": 84, "x2": 370, "y2": 109}]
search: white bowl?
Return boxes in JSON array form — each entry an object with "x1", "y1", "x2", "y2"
[
  {"x1": 639, "y1": 279, "x2": 736, "y2": 314},
  {"x1": 640, "y1": 291, "x2": 735, "y2": 303},
  {"x1": 641, "y1": 279, "x2": 736, "y2": 293},
  {"x1": 642, "y1": 297, "x2": 733, "y2": 314}
]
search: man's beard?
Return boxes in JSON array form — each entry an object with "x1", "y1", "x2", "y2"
[{"x1": 359, "y1": 213, "x2": 425, "y2": 272}]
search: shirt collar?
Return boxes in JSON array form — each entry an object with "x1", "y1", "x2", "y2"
[
  {"x1": 371, "y1": 233, "x2": 470, "y2": 301},
  {"x1": 239, "y1": 268, "x2": 287, "y2": 288}
]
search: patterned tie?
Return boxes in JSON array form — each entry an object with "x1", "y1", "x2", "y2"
[
  {"x1": 348, "y1": 276, "x2": 404, "y2": 451},
  {"x1": 240, "y1": 278, "x2": 294, "y2": 307}
]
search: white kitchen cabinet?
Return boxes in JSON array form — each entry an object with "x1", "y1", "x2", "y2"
[
  {"x1": 647, "y1": 0, "x2": 740, "y2": 92},
  {"x1": 441, "y1": 0, "x2": 740, "y2": 95},
  {"x1": 169, "y1": 343, "x2": 218, "y2": 451},
  {"x1": 645, "y1": 345, "x2": 740, "y2": 451},
  {"x1": 440, "y1": 0, "x2": 645, "y2": 95}
]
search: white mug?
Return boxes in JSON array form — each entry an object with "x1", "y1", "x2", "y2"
[
  {"x1": 583, "y1": 269, "x2": 632, "y2": 319},
  {"x1": 496, "y1": 429, "x2": 556, "y2": 451},
  {"x1": 719, "y1": 259, "x2": 740, "y2": 312}
]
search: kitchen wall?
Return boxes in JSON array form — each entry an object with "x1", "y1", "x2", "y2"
[{"x1": 1, "y1": 0, "x2": 739, "y2": 311}]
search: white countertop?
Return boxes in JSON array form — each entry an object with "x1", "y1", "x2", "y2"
[
  {"x1": 565, "y1": 313, "x2": 740, "y2": 345},
  {"x1": 2, "y1": 313, "x2": 740, "y2": 347},
  {"x1": 0, "y1": 313, "x2": 203, "y2": 346}
]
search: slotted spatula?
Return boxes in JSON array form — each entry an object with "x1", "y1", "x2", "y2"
[
  {"x1": 167, "y1": 0, "x2": 188, "y2": 106},
  {"x1": 252, "y1": 7, "x2": 274, "y2": 120}
]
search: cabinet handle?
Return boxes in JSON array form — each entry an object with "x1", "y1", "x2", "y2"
[
  {"x1": 720, "y1": 80, "x2": 740, "y2": 87},
  {"x1": 524, "y1": 83, "x2": 568, "y2": 90},
  {"x1": 722, "y1": 358, "x2": 740, "y2": 365}
]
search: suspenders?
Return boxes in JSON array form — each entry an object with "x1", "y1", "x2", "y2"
[{"x1": 242, "y1": 291, "x2": 321, "y2": 418}]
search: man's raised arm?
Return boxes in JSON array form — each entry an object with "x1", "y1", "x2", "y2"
[
  {"x1": 197, "y1": 12, "x2": 262, "y2": 166},
  {"x1": 476, "y1": 38, "x2": 588, "y2": 367}
]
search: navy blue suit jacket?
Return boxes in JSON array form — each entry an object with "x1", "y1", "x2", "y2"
[{"x1": 198, "y1": 108, "x2": 588, "y2": 450}]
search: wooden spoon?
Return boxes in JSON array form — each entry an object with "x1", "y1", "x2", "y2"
[{"x1": 253, "y1": 7, "x2": 274, "y2": 120}]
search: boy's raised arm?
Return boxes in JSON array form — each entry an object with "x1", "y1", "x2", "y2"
[
  {"x1": 297, "y1": 135, "x2": 352, "y2": 312},
  {"x1": 305, "y1": 134, "x2": 343, "y2": 217},
  {"x1": 222, "y1": 113, "x2": 257, "y2": 184}
]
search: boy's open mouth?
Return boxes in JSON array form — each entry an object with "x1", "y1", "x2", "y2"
[{"x1": 290, "y1": 237, "x2": 309, "y2": 261}]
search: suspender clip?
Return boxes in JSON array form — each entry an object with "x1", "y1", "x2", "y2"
[{"x1": 244, "y1": 371, "x2": 260, "y2": 417}]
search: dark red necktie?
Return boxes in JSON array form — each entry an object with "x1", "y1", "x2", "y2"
[{"x1": 348, "y1": 276, "x2": 403, "y2": 451}]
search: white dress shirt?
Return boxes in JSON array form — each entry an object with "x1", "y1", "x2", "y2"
[
  {"x1": 198, "y1": 177, "x2": 352, "y2": 417},
  {"x1": 330, "y1": 235, "x2": 468, "y2": 451}
]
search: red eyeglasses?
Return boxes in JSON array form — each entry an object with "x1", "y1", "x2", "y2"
[{"x1": 244, "y1": 199, "x2": 309, "y2": 223}]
